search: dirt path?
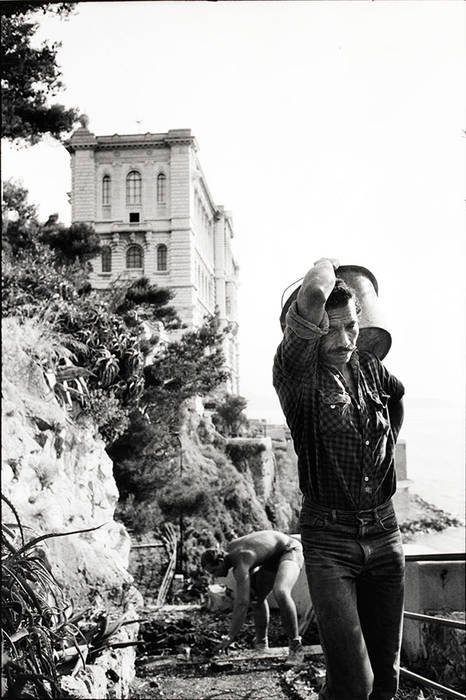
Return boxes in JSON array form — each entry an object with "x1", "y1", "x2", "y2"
[
  {"x1": 133, "y1": 658, "x2": 298, "y2": 699},
  {"x1": 132, "y1": 605, "x2": 322, "y2": 698}
]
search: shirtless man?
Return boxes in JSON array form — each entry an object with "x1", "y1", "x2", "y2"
[{"x1": 200, "y1": 530, "x2": 305, "y2": 663}]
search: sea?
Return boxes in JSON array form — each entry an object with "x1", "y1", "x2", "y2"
[{"x1": 401, "y1": 397, "x2": 465, "y2": 523}]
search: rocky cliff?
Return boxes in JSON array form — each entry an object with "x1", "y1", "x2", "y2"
[
  {"x1": 2, "y1": 318, "x2": 141, "y2": 698},
  {"x1": 159, "y1": 399, "x2": 301, "y2": 556},
  {"x1": 1, "y1": 318, "x2": 301, "y2": 697}
]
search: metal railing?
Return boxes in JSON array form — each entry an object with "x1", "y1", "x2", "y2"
[
  {"x1": 400, "y1": 668, "x2": 465, "y2": 700},
  {"x1": 405, "y1": 552, "x2": 465, "y2": 562},
  {"x1": 403, "y1": 611, "x2": 466, "y2": 631},
  {"x1": 401, "y1": 550, "x2": 466, "y2": 699}
]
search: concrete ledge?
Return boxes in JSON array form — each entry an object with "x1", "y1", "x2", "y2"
[{"x1": 403, "y1": 557, "x2": 465, "y2": 661}]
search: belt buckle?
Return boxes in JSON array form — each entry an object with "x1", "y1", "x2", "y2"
[{"x1": 355, "y1": 510, "x2": 373, "y2": 525}]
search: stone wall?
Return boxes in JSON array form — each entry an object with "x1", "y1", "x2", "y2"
[{"x1": 403, "y1": 558, "x2": 465, "y2": 663}]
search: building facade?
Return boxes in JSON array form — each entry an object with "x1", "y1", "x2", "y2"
[{"x1": 65, "y1": 123, "x2": 240, "y2": 393}]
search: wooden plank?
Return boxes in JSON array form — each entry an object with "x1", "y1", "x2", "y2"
[{"x1": 138, "y1": 645, "x2": 323, "y2": 671}]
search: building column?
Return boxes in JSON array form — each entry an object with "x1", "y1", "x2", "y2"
[
  {"x1": 71, "y1": 148, "x2": 96, "y2": 223},
  {"x1": 214, "y1": 209, "x2": 226, "y2": 320}
]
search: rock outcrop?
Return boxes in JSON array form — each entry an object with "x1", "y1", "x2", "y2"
[
  {"x1": 2, "y1": 318, "x2": 141, "y2": 698},
  {"x1": 178, "y1": 399, "x2": 301, "y2": 541}
]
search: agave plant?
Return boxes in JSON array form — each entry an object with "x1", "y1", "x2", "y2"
[
  {"x1": 122, "y1": 346, "x2": 143, "y2": 376},
  {"x1": 0, "y1": 496, "x2": 107, "y2": 699},
  {"x1": 124, "y1": 376, "x2": 145, "y2": 402},
  {"x1": 94, "y1": 348, "x2": 120, "y2": 387}
]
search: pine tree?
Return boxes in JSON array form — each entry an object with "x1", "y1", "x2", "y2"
[{"x1": 1, "y1": 2, "x2": 79, "y2": 143}]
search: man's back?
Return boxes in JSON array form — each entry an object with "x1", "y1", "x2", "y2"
[{"x1": 226, "y1": 530, "x2": 298, "y2": 570}]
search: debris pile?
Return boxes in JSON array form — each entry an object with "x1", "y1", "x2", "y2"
[
  {"x1": 136, "y1": 604, "x2": 319, "y2": 670},
  {"x1": 138, "y1": 607, "x2": 224, "y2": 662}
]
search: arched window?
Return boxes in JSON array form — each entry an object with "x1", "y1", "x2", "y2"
[
  {"x1": 157, "y1": 172, "x2": 166, "y2": 204},
  {"x1": 126, "y1": 170, "x2": 142, "y2": 205},
  {"x1": 157, "y1": 244, "x2": 168, "y2": 271},
  {"x1": 101, "y1": 245, "x2": 112, "y2": 272},
  {"x1": 102, "y1": 175, "x2": 111, "y2": 205},
  {"x1": 126, "y1": 244, "x2": 143, "y2": 269}
]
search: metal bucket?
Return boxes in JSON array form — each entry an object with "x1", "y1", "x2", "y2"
[{"x1": 279, "y1": 264, "x2": 392, "y2": 360}]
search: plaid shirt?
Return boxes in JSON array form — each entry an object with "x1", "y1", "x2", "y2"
[{"x1": 273, "y1": 302, "x2": 405, "y2": 510}]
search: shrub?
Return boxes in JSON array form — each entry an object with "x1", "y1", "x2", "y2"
[
  {"x1": 115, "y1": 495, "x2": 164, "y2": 535},
  {"x1": 39, "y1": 221, "x2": 100, "y2": 264},
  {"x1": 158, "y1": 477, "x2": 210, "y2": 518},
  {"x1": 225, "y1": 441, "x2": 266, "y2": 469},
  {"x1": 212, "y1": 393, "x2": 248, "y2": 437},
  {"x1": 84, "y1": 389, "x2": 130, "y2": 445}
]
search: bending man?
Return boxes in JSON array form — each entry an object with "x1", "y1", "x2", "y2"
[
  {"x1": 201, "y1": 529, "x2": 304, "y2": 663},
  {"x1": 273, "y1": 258, "x2": 405, "y2": 700}
]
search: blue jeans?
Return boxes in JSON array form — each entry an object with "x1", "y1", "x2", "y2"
[{"x1": 300, "y1": 499, "x2": 405, "y2": 700}]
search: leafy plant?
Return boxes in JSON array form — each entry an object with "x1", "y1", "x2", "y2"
[
  {"x1": 114, "y1": 276, "x2": 182, "y2": 330},
  {"x1": 0, "y1": 495, "x2": 105, "y2": 699},
  {"x1": 84, "y1": 389, "x2": 130, "y2": 446},
  {"x1": 2, "y1": 243, "x2": 90, "y2": 319},
  {"x1": 2, "y1": 189, "x2": 184, "y2": 446}
]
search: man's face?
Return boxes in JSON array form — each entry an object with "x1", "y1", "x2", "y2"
[{"x1": 320, "y1": 299, "x2": 359, "y2": 370}]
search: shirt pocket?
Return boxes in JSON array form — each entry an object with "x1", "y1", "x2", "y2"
[{"x1": 318, "y1": 391, "x2": 355, "y2": 434}]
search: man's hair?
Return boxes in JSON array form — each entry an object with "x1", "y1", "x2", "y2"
[
  {"x1": 200, "y1": 548, "x2": 223, "y2": 569},
  {"x1": 325, "y1": 278, "x2": 361, "y2": 314}
]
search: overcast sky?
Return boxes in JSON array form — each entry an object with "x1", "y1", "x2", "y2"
[{"x1": 3, "y1": 1, "x2": 465, "y2": 513}]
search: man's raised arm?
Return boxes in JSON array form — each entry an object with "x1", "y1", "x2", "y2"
[
  {"x1": 273, "y1": 258, "x2": 339, "y2": 387},
  {"x1": 296, "y1": 257, "x2": 339, "y2": 325}
]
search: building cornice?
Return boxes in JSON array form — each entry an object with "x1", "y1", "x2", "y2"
[{"x1": 65, "y1": 128, "x2": 198, "y2": 154}]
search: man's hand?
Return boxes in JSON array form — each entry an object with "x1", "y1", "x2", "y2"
[
  {"x1": 313, "y1": 257, "x2": 340, "y2": 270},
  {"x1": 296, "y1": 257, "x2": 339, "y2": 325}
]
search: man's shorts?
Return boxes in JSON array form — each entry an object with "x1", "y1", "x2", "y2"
[
  {"x1": 261, "y1": 538, "x2": 304, "y2": 573},
  {"x1": 250, "y1": 538, "x2": 304, "y2": 600}
]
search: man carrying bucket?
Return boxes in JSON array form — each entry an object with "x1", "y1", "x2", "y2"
[{"x1": 273, "y1": 258, "x2": 405, "y2": 700}]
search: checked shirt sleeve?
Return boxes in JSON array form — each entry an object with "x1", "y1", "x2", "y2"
[
  {"x1": 274, "y1": 300, "x2": 328, "y2": 379},
  {"x1": 273, "y1": 301, "x2": 327, "y2": 427},
  {"x1": 373, "y1": 355, "x2": 405, "y2": 400}
]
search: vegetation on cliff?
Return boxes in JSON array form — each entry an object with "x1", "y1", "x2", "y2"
[{"x1": 2, "y1": 181, "x2": 283, "y2": 577}]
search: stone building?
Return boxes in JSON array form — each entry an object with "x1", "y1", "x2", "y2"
[{"x1": 65, "y1": 122, "x2": 240, "y2": 392}]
